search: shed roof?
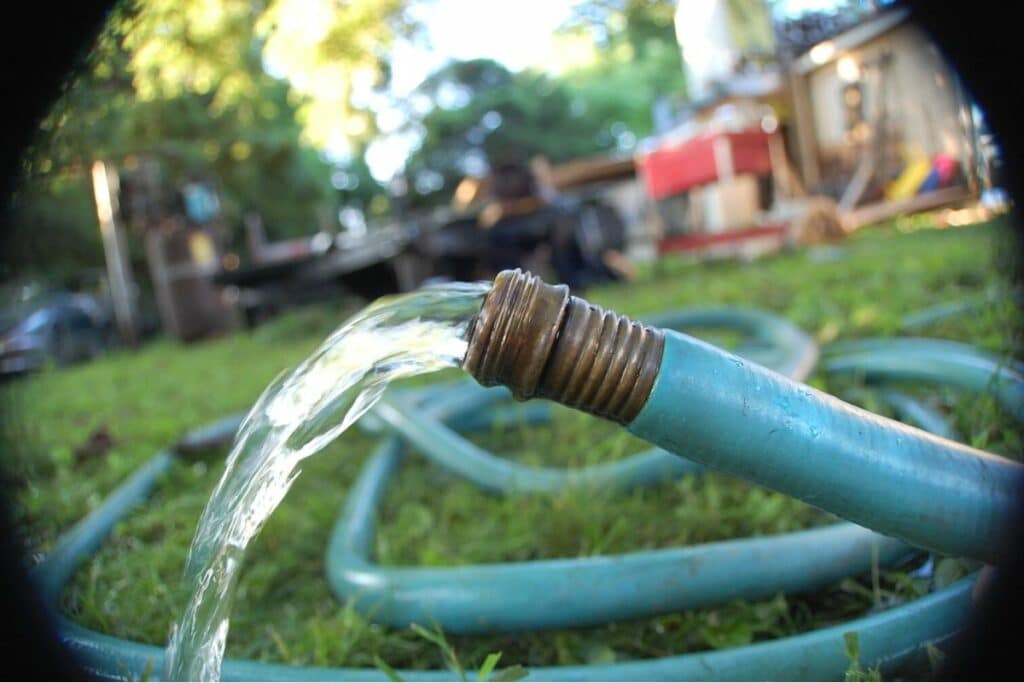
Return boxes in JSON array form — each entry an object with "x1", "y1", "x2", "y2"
[{"x1": 792, "y1": 7, "x2": 911, "y2": 75}]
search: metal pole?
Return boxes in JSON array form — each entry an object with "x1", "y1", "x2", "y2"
[{"x1": 91, "y1": 160, "x2": 138, "y2": 345}]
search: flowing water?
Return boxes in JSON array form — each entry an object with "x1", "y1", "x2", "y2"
[{"x1": 163, "y1": 281, "x2": 489, "y2": 681}]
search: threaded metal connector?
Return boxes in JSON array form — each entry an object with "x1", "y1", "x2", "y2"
[{"x1": 462, "y1": 269, "x2": 664, "y2": 424}]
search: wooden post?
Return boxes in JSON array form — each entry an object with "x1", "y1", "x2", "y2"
[
  {"x1": 91, "y1": 160, "x2": 139, "y2": 345},
  {"x1": 712, "y1": 135, "x2": 735, "y2": 181},
  {"x1": 787, "y1": 67, "x2": 820, "y2": 190},
  {"x1": 768, "y1": 133, "x2": 795, "y2": 199}
]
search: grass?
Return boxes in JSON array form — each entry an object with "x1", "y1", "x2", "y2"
[{"x1": 2, "y1": 216, "x2": 1021, "y2": 678}]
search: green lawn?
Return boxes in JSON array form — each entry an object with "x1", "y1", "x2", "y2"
[{"x1": 2, "y1": 217, "x2": 1021, "y2": 678}]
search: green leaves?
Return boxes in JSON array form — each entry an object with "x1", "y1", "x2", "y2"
[
  {"x1": 476, "y1": 652, "x2": 503, "y2": 681},
  {"x1": 411, "y1": 622, "x2": 465, "y2": 680},
  {"x1": 842, "y1": 632, "x2": 882, "y2": 682},
  {"x1": 843, "y1": 631, "x2": 860, "y2": 664},
  {"x1": 488, "y1": 665, "x2": 528, "y2": 682},
  {"x1": 13, "y1": 0, "x2": 418, "y2": 269},
  {"x1": 409, "y1": 625, "x2": 528, "y2": 682},
  {"x1": 374, "y1": 654, "x2": 404, "y2": 682}
]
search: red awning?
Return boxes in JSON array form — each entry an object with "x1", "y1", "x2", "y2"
[{"x1": 636, "y1": 129, "x2": 775, "y2": 201}]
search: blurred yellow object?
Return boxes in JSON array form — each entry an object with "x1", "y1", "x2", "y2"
[
  {"x1": 886, "y1": 158, "x2": 932, "y2": 200},
  {"x1": 188, "y1": 231, "x2": 216, "y2": 267},
  {"x1": 478, "y1": 196, "x2": 545, "y2": 229},
  {"x1": 452, "y1": 177, "x2": 486, "y2": 212}
]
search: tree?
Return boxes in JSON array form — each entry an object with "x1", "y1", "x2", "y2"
[
  {"x1": 396, "y1": 1, "x2": 688, "y2": 211},
  {"x1": 562, "y1": 0, "x2": 681, "y2": 61},
  {"x1": 6, "y1": 0, "x2": 416, "y2": 276},
  {"x1": 330, "y1": 147, "x2": 388, "y2": 220},
  {"x1": 558, "y1": 0, "x2": 686, "y2": 140},
  {"x1": 400, "y1": 59, "x2": 616, "y2": 209}
]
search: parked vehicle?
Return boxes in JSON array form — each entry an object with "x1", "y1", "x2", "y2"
[
  {"x1": 413, "y1": 161, "x2": 632, "y2": 290},
  {"x1": 0, "y1": 283, "x2": 111, "y2": 376}
]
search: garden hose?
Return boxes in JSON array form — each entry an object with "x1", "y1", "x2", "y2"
[
  {"x1": 324, "y1": 354, "x2": 976, "y2": 636},
  {"x1": 463, "y1": 270, "x2": 1024, "y2": 564},
  {"x1": 327, "y1": 390, "x2": 912, "y2": 634},
  {"x1": 32, "y1": 291, "x2": 1021, "y2": 680},
  {"x1": 355, "y1": 306, "x2": 819, "y2": 495},
  {"x1": 628, "y1": 335, "x2": 1024, "y2": 564},
  {"x1": 34, "y1": 410, "x2": 971, "y2": 682}
]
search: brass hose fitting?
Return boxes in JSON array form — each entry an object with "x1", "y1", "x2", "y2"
[{"x1": 462, "y1": 269, "x2": 664, "y2": 424}]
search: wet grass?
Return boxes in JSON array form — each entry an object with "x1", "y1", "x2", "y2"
[{"x1": 2, "y1": 216, "x2": 1021, "y2": 679}]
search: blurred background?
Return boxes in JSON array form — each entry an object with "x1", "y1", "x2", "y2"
[
  {"x1": 1, "y1": 0, "x2": 1020, "y2": 678},
  {"x1": 0, "y1": 0, "x2": 1006, "y2": 362}
]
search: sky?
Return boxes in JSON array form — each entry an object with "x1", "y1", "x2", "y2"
[
  {"x1": 390, "y1": 0, "x2": 580, "y2": 96},
  {"x1": 352, "y1": 0, "x2": 846, "y2": 182},
  {"x1": 386, "y1": 0, "x2": 846, "y2": 95}
]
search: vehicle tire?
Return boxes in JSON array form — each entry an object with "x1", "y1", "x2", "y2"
[{"x1": 50, "y1": 325, "x2": 72, "y2": 368}]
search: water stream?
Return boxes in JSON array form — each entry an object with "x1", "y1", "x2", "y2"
[{"x1": 163, "y1": 281, "x2": 489, "y2": 681}]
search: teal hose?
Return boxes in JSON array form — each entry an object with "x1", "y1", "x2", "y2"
[
  {"x1": 328, "y1": 371, "x2": 969, "y2": 635},
  {"x1": 56, "y1": 576, "x2": 975, "y2": 681},
  {"x1": 30, "y1": 302, "x2": 1013, "y2": 680},
  {"x1": 30, "y1": 412, "x2": 970, "y2": 680},
  {"x1": 34, "y1": 451, "x2": 176, "y2": 606},
  {"x1": 326, "y1": 431, "x2": 910, "y2": 633},
  {"x1": 363, "y1": 308, "x2": 818, "y2": 495},
  {"x1": 876, "y1": 390, "x2": 959, "y2": 440},
  {"x1": 629, "y1": 331, "x2": 1024, "y2": 564},
  {"x1": 640, "y1": 307, "x2": 820, "y2": 381},
  {"x1": 898, "y1": 291, "x2": 1011, "y2": 331},
  {"x1": 32, "y1": 413, "x2": 962, "y2": 682},
  {"x1": 333, "y1": 312, "x2": 927, "y2": 632},
  {"x1": 821, "y1": 338, "x2": 1024, "y2": 422},
  {"x1": 371, "y1": 392, "x2": 702, "y2": 494}
]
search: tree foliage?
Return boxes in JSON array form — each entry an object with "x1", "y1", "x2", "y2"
[
  {"x1": 559, "y1": 0, "x2": 686, "y2": 137},
  {"x1": 398, "y1": 0, "x2": 687, "y2": 210},
  {"x1": 6, "y1": 0, "x2": 690, "y2": 275},
  {"x1": 6, "y1": 0, "x2": 414, "y2": 276},
  {"x1": 562, "y1": 0, "x2": 680, "y2": 60},
  {"x1": 402, "y1": 59, "x2": 617, "y2": 208}
]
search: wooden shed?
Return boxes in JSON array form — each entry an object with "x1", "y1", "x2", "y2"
[{"x1": 787, "y1": 7, "x2": 980, "y2": 207}]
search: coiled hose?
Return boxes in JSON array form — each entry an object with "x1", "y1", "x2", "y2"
[{"x1": 32, "y1": 302, "x2": 1020, "y2": 680}]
